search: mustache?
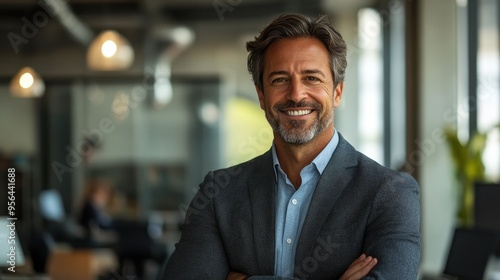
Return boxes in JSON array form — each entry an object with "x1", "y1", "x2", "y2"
[{"x1": 273, "y1": 100, "x2": 322, "y2": 111}]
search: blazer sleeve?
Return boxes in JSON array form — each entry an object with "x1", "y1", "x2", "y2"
[
  {"x1": 363, "y1": 172, "x2": 421, "y2": 279},
  {"x1": 163, "y1": 172, "x2": 230, "y2": 280}
]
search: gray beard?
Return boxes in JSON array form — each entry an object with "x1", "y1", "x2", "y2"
[{"x1": 268, "y1": 110, "x2": 333, "y2": 145}]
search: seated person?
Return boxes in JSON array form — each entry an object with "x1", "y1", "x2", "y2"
[
  {"x1": 78, "y1": 179, "x2": 167, "y2": 279},
  {"x1": 77, "y1": 179, "x2": 115, "y2": 246}
]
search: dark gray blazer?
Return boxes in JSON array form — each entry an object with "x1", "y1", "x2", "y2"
[{"x1": 164, "y1": 134, "x2": 421, "y2": 279}]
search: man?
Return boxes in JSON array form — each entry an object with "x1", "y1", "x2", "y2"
[{"x1": 164, "y1": 13, "x2": 420, "y2": 279}]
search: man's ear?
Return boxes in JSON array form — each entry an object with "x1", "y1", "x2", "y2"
[
  {"x1": 333, "y1": 82, "x2": 344, "y2": 107},
  {"x1": 256, "y1": 84, "x2": 265, "y2": 110}
]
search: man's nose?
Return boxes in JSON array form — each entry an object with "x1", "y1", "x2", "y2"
[{"x1": 287, "y1": 78, "x2": 307, "y2": 103}]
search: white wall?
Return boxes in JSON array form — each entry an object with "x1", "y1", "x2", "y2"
[
  {"x1": 0, "y1": 86, "x2": 37, "y2": 155},
  {"x1": 419, "y1": 0, "x2": 459, "y2": 274},
  {"x1": 335, "y1": 11, "x2": 361, "y2": 148}
]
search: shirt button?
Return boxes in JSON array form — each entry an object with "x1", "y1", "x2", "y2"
[
  {"x1": 286, "y1": 238, "x2": 292, "y2": 244},
  {"x1": 291, "y1": 199, "x2": 297, "y2": 205}
]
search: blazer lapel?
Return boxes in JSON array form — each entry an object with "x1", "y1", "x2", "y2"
[
  {"x1": 248, "y1": 150, "x2": 276, "y2": 274},
  {"x1": 295, "y1": 135, "x2": 358, "y2": 265}
]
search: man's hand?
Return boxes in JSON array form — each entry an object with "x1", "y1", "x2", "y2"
[
  {"x1": 339, "y1": 254, "x2": 378, "y2": 280},
  {"x1": 227, "y1": 271, "x2": 248, "y2": 280},
  {"x1": 226, "y1": 254, "x2": 376, "y2": 280}
]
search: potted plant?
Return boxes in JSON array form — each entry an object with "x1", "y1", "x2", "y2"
[{"x1": 445, "y1": 123, "x2": 499, "y2": 227}]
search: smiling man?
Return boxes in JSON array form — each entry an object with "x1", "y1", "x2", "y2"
[{"x1": 164, "y1": 13, "x2": 420, "y2": 280}]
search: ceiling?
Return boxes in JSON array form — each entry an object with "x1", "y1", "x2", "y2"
[
  {"x1": 0, "y1": 0, "x2": 378, "y2": 46},
  {"x1": 0, "y1": 0, "x2": 378, "y2": 79},
  {"x1": 0, "y1": 0, "x2": 332, "y2": 51}
]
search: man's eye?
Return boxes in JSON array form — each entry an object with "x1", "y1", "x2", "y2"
[
  {"x1": 271, "y1": 78, "x2": 288, "y2": 84},
  {"x1": 305, "y1": 76, "x2": 321, "y2": 82}
]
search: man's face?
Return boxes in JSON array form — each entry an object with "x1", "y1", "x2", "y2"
[{"x1": 256, "y1": 37, "x2": 343, "y2": 145}]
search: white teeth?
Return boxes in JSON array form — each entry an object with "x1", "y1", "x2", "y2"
[{"x1": 286, "y1": 110, "x2": 312, "y2": 116}]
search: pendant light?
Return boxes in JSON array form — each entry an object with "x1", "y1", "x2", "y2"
[
  {"x1": 9, "y1": 67, "x2": 45, "y2": 98},
  {"x1": 87, "y1": 30, "x2": 134, "y2": 71}
]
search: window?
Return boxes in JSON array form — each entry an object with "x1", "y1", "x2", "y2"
[
  {"x1": 477, "y1": 0, "x2": 500, "y2": 181},
  {"x1": 358, "y1": 8, "x2": 384, "y2": 164}
]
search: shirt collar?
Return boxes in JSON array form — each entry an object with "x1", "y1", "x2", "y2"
[{"x1": 272, "y1": 129, "x2": 340, "y2": 182}]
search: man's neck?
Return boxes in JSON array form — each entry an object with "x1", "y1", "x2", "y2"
[{"x1": 274, "y1": 126, "x2": 334, "y2": 188}]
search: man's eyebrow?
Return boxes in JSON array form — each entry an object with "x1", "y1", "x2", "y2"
[
  {"x1": 266, "y1": 69, "x2": 327, "y2": 79},
  {"x1": 267, "y1": 71, "x2": 289, "y2": 78},
  {"x1": 302, "y1": 69, "x2": 326, "y2": 78}
]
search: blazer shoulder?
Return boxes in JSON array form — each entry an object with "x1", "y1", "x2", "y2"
[
  {"x1": 354, "y1": 150, "x2": 419, "y2": 190},
  {"x1": 331, "y1": 134, "x2": 418, "y2": 189},
  {"x1": 203, "y1": 150, "x2": 274, "y2": 197}
]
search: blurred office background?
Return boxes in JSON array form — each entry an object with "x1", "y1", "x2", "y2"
[{"x1": 0, "y1": 0, "x2": 499, "y2": 279}]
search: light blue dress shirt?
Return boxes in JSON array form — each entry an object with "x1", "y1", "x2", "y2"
[{"x1": 272, "y1": 130, "x2": 339, "y2": 278}]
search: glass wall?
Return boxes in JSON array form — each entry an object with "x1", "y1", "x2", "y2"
[
  {"x1": 357, "y1": 8, "x2": 384, "y2": 164},
  {"x1": 477, "y1": 0, "x2": 499, "y2": 181}
]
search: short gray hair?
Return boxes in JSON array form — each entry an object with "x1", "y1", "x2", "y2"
[{"x1": 246, "y1": 13, "x2": 347, "y2": 91}]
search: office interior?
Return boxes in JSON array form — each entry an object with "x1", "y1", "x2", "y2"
[{"x1": 0, "y1": 0, "x2": 499, "y2": 279}]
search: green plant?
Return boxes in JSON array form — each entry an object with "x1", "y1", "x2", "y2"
[{"x1": 444, "y1": 123, "x2": 499, "y2": 227}]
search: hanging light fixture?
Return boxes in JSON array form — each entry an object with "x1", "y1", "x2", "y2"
[
  {"x1": 87, "y1": 30, "x2": 134, "y2": 71},
  {"x1": 152, "y1": 26, "x2": 195, "y2": 108},
  {"x1": 9, "y1": 67, "x2": 45, "y2": 98}
]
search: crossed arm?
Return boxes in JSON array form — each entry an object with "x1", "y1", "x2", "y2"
[{"x1": 227, "y1": 254, "x2": 378, "y2": 280}]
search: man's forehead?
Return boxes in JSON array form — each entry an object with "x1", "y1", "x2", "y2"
[
  {"x1": 262, "y1": 39, "x2": 331, "y2": 76},
  {"x1": 263, "y1": 38, "x2": 329, "y2": 60}
]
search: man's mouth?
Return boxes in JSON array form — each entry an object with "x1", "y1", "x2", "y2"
[{"x1": 284, "y1": 109, "x2": 313, "y2": 116}]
